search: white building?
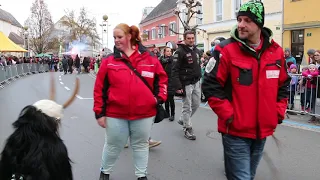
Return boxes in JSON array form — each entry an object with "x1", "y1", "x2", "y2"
[{"x1": 0, "y1": 8, "x2": 25, "y2": 56}]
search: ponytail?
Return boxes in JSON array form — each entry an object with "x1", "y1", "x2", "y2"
[{"x1": 130, "y1": 25, "x2": 141, "y2": 46}]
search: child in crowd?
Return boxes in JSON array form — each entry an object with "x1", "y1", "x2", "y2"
[
  {"x1": 302, "y1": 64, "x2": 319, "y2": 115},
  {"x1": 299, "y1": 67, "x2": 308, "y2": 112},
  {"x1": 288, "y1": 64, "x2": 298, "y2": 111}
]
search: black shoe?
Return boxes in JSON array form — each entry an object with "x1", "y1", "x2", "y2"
[
  {"x1": 169, "y1": 115, "x2": 175, "y2": 121},
  {"x1": 177, "y1": 120, "x2": 184, "y2": 126},
  {"x1": 138, "y1": 177, "x2": 148, "y2": 180},
  {"x1": 184, "y1": 127, "x2": 196, "y2": 140},
  {"x1": 99, "y1": 172, "x2": 110, "y2": 180}
]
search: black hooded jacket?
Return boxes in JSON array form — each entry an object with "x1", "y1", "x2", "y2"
[
  {"x1": 171, "y1": 44, "x2": 202, "y2": 90},
  {"x1": 160, "y1": 55, "x2": 175, "y2": 96}
]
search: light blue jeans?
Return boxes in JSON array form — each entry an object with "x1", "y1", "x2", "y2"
[{"x1": 100, "y1": 116, "x2": 154, "y2": 177}]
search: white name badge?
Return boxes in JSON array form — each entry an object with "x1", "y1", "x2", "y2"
[
  {"x1": 266, "y1": 70, "x2": 280, "y2": 79},
  {"x1": 141, "y1": 71, "x2": 154, "y2": 78}
]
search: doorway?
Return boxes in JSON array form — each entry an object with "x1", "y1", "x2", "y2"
[{"x1": 291, "y1": 29, "x2": 305, "y2": 65}]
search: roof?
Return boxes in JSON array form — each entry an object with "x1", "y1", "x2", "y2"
[
  {"x1": 140, "y1": 0, "x2": 177, "y2": 24},
  {"x1": 8, "y1": 32, "x2": 24, "y2": 45},
  {"x1": 0, "y1": 8, "x2": 23, "y2": 28}
]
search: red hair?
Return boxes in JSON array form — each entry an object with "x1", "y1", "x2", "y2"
[{"x1": 115, "y1": 23, "x2": 141, "y2": 46}]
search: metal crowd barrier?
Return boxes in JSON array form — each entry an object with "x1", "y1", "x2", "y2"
[
  {"x1": 0, "y1": 63, "x2": 49, "y2": 89},
  {"x1": 287, "y1": 74, "x2": 320, "y2": 117}
]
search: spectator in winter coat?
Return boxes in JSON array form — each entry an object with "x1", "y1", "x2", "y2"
[
  {"x1": 160, "y1": 47, "x2": 175, "y2": 121},
  {"x1": 202, "y1": 1, "x2": 290, "y2": 179},
  {"x1": 284, "y1": 48, "x2": 296, "y2": 65},
  {"x1": 307, "y1": 49, "x2": 316, "y2": 64},
  {"x1": 93, "y1": 23, "x2": 167, "y2": 180},
  {"x1": 75, "y1": 55, "x2": 81, "y2": 74},
  {"x1": 302, "y1": 63, "x2": 319, "y2": 122}
]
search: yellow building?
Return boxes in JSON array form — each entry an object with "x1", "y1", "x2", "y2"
[
  {"x1": 283, "y1": 0, "x2": 320, "y2": 65},
  {"x1": 198, "y1": 0, "x2": 283, "y2": 51}
]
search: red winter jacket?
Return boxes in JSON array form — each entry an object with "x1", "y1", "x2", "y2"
[
  {"x1": 202, "y1": 26, "x2": 291, "y2": 139},
  {"x1": 93, "y1": 43, "x2": 168, "y2": 120}
]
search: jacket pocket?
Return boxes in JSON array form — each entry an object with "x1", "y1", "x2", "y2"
[
  {"x1": 231, "y1": 61, "x2": 253, "y2": 86},
  {"x1": 107, "y1": 65, "x2": 129, "y2": 84}
]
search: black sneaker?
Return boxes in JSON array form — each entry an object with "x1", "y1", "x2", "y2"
[
  {"x1": 169, "y1": 115, "x2": 175, "y2": 121},
  {"x1": 177, "y1": 120, "x2": 184, "y2": 126},
  {"x1": 184, "y1": 127, "x2": 196, "y2": 140},
  {"x1": 138, "y1": 177, "x2": 148, "y2": 180},
  {"x1": 99, "y1": 172, "x2": 110, "y2": 180}
]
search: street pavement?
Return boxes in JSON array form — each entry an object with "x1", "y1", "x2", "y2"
[{"x1": 1, "y1": 72, "x2": 320, "y2": 180}]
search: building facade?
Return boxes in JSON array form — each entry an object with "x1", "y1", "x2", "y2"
[
  {"x1": 0, "y1": 8, "x2": 25, "y2": 56},
  {"x1": 139, "y1": 0, "x2": 179, "y2": 52},
  {"x1": 198, "y1": 0, "x2": 283, "y2": 51},
  {"x1": 283, "y1": 0, "x2": 319, "y2": 65}
]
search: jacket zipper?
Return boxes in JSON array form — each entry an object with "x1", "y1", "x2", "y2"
[{"x1": 256, "y1": 52, "x2": 262, "y2": 140}]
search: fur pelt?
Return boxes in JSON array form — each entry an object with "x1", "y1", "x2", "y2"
[{"x1": 0, "y1": 105, "x2": 73, "y2": 180}]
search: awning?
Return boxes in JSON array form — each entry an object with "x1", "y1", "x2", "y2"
[{"x1": 0, "y1": 31, "x2": 27, "y2": 52}]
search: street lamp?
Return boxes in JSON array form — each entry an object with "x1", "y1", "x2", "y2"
[
  {"x1": 100, "y1": 15, "x2": 111, "y2": 51},
  {"x1": 23, "y1": 26, "x2": 29, "y2": 57}
]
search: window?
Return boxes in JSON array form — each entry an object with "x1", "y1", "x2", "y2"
[
  {"x1": 196, "y1": 5, "x2": 203, "y2": 25},
  {"x1": 181, "y1": 9, "x2": 187, "y2": 24},
  {"x1": 215, "y1": 0, "x2": 223, "y2": 21},
  {"x1": 151, "y1": 28, "x2": 156, "y2": 39},
  {"x1": 233, "y1": 0, "x2": 242, "y2": 18},
  {"x1": 158, "y1": 25, "x2": 166, "y2": 38},
  {"x1": 169, "y1": 22, "x2": 177, "y2": 35}
]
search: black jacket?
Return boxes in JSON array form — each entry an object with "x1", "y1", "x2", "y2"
[
  {"x1": 160, "y1": 55, "x2": 175, "y2": 96},
  {"x1": 171, "y1": 44, "x2": 202, "y2": 90}
]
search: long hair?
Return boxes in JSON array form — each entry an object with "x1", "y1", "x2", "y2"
[
  {"x1": 0, "y1": 105, "x2": 73, "y2": 180},
  {"x1": 115, "y1": 23, "x2": 141, "y2": 47}
]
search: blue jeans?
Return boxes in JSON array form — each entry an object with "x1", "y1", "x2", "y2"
[
  {"x1": 222, "y1": 134, "x2": 266, "y2": 180},
  {"x1": 100, "y1": 116, "x2": 154, "y2": 178}
]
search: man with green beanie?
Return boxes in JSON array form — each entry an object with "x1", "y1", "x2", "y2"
[{"x1": 202, "y1": 1, "x2": 290, "y2": 179}]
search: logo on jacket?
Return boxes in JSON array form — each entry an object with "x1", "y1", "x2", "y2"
[
  {"x1": 141, "y1": 71, "x2": 154, "y2": 78},
  {"x1": 205, "y1": 57, "x2": 217, "y2": 73},
  {"x1": 266, "y1": 70, "x2": 280, "y2": 79}
]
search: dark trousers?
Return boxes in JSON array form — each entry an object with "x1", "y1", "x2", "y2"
[
  {"x1": 222, "y1": 134, "x2": 266, "y2": 180},
  {"x1": 165, "y1": 95, "x2": 175, "y2": 116}
]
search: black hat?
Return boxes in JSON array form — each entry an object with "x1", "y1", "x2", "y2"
[{"x1": 237, "y1": 0, "x2": 265, "y2": 28}]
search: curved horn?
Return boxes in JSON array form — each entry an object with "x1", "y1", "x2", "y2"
[
  {"x1": 63, "y1": 77, "x2": 80, "y2": 108},
  {"x1": 49, "y1": 72, "x2": 56, "y2": 101}
]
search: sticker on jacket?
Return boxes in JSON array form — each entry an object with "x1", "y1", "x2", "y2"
[
  {"x1": 266, "y1": 70, "x2": 280, "y2": 79},
  {"x1": 205, "y1": 57, "x2": 216, "y2": 73},
  {"x1": 142, "y1": 71, "x2": 154, "y2": 78}
]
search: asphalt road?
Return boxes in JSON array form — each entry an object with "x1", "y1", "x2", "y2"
[{"x1": 1, "y1": 72, "x2": 320, "y2": 180}]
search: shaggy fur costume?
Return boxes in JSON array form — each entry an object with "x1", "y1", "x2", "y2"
[{"x1": 0, "y1": 105, "x2": 73, "y2": 180}]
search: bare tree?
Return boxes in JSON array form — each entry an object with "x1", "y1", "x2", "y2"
[
  {"x1": 61, "y1": 7, "x2": 99, "y2": 43},
  {"x1": 25, "y1": 0, "x2": 54, "y2": 54},
  {"x1": 170, "y1": 0, "x2": 203, "y2": 34}
]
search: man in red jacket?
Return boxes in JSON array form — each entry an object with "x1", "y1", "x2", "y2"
[{"x1": 202, "y1": 1, "x2": 290, "y2": 179}]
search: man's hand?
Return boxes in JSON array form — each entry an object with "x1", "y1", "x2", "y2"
[{"x1": 97, "y1": 116, "x2": 107, "y2": 128}]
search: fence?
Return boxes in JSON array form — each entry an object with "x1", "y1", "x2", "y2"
[
  {"x1": 286, "y1": 74, "x2": 320, "y2": 118},
  {"x1": 0, "y1": 63, "x2": 49, "y2": 89}
]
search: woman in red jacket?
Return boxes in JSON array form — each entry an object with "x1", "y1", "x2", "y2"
[{"x1": 93, "y1": 23, "x2": 167, "y2": 180}]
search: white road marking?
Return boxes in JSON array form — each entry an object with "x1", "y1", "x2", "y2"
[
  {"x1": 64, "y1": 86, "x2": 70, "y2": 91},
  {"x1": 60, "y1": 82, "x2": 64, "y2": 85},
  {"x1": 81, "y1": 97, "x2": 93, "y2": 100},
  {"x1": 76, "y1": 94, "x2": 93, "y2": 100}
]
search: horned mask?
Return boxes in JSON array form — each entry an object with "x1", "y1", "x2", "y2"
[{"x1": 33, "y1": 74, "x2": 80, "y2": 120}]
